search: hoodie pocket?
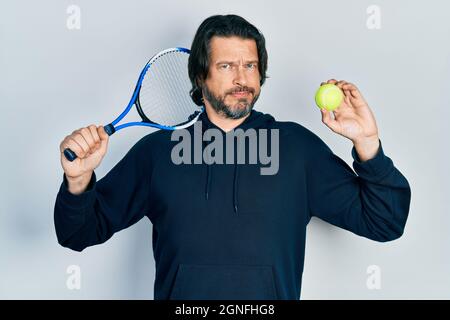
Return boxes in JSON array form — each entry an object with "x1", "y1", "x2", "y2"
[{"x1": 169, "y1": 264, "x2": 278, "y2": 300}]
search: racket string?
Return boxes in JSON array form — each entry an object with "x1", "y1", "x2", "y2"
[{"x1": 138, "y1": 50, "x2": 200, "y2": 127}]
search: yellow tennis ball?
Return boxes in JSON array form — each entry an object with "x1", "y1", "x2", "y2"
[{"x1": 315, "y1": 83, "x2": 344, "y2": 111}]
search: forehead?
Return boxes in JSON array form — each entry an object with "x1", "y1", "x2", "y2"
[{"x1": 208, "y1": 36, "x2": 258, "y2": 62}]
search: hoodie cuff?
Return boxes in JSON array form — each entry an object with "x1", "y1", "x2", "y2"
[
  {"x1": 58, "y1": 172, "x2": 97, "y2": 210},
  {"x1": 351, "y1": 139, "x2": 394, "y2": 182}
]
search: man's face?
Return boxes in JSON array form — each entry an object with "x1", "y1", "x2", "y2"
[{"x1": 202, "y1": 36, "x2": 261, "y2": 119}]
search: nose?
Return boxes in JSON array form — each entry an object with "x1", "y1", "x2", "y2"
[{"x1": 232, "y1": 65, "x2": 247, "y2": 87}]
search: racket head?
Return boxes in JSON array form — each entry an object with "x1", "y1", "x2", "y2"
[{"x1": 135, "y1": 47, "x2": 203, "y2": 129}]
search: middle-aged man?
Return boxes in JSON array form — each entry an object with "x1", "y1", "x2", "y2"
[{"x1": 54, "y1": 14, "x2": 411, "y2": 300}]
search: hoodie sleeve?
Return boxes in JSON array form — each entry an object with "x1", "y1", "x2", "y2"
[
  {"x1": 54, "y1": 136, "x2": 152, "y2": 252},
  {"x1": 306, "y1": 137, "x2": 411, "y2": 242}
]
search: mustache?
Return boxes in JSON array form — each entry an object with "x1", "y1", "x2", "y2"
[{"x1": 225, "y1": 86, "x2": 255, "y2": 95}]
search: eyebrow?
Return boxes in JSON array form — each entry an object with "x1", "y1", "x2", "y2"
[{"x1": 215, "y1": 60, "x2": 259, "y2": 65}]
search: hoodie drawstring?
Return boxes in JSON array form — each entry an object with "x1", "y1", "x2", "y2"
[
  {"x1": 203, "y1": 133, "x2": 212, "y2": 200},
  {"x1": 200, "y1": 109, "x2": 273, "y2": 214},
  {"x1": 205, "y1": 162, "x2": 239, "y2": 214},
  {"x1": 205, "y1": 164, "x2": 211, "y2": 200},
  {"x1": 233, "y1": 163, "x2": 239, "y2": 213}
]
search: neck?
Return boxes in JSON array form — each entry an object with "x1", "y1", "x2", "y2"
[{"x1": 203, "y1": 104, "x2": 251, "y2": 132}]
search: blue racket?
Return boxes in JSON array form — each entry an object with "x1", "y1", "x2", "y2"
[{"x1": 63, "y1": 47, "x2": 204, "y2": 161}]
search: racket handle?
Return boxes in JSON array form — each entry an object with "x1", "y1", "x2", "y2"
[
  {"x1": 63, "y1": 124, "x2": 115, "y2": 162},
  {"x1": 63, "y1": 149, "x2": 78, "y2": 161}
]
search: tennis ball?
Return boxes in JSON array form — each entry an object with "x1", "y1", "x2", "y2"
[{"x1": 315, "y1": 83, "x2": 344, "y2": 111}]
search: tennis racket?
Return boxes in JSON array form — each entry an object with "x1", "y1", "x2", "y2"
[{"x1": 63, "y1": 47, "x2": 204, "y2": 161}]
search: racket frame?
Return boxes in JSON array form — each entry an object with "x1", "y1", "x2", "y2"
[
  {"x1": 106, "y1": 47, "x2": 203, "y2": 134},
  {"x1": 63, "y1": 47, "x2": 203, "y2": 162}
]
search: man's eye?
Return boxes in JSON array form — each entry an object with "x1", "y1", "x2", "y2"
[
  {"x1": 246, "y1": 63, "x2": 256, "y2": 69},
  {"x1": 220, "y1": 64, "x2": 230, "y2": 69}
]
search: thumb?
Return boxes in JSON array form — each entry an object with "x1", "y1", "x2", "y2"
[
  {"x1": 98, "y1": 125, "x2": 109, "y2": 141},
  {"x1": 320, "y1": 108, "x2": 340, "y2": 133}
]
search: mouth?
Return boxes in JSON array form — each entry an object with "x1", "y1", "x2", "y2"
[
  {"x1": 225, "y1": 86, "x2": 255, "y2": 100},
  {"x1": 230, "y1": 91, "x2": 251, "y2": 98}
]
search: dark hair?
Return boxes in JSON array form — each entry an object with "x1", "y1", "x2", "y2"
[{"x1": 188, "y1": 14, "x2": 268, "y2": 106}]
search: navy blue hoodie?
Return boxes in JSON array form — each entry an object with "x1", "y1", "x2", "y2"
[{"x1": 54, "y1": 110, "x2": 411, "y2": 300}]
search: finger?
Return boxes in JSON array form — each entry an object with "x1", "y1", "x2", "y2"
[
  {"x1": 98, "y1": 126, "x2": 109, "y2": 141},
  {"x1": 89, "y1": 125, "x2": 101, "y2": 148},
  {"x1": 332, "y1": 109, "x2": 339, "y2": 118},
  {"x1": 60, "y1": 136, "x2": 70, "y2": 153},
  {"x1": 342, "y1": 82, "x2": 358, "y2": 90},
  {"x1": 341, "y1": 86, "x2": 352, "y2": 99},
  {"x1": 62, "y1": 137, "x2": 86, "y2": 159},
  {"x1": 97, "y1": 126, "x2": 109, "y2": 155},
  {"x1": 326, "y1": 79, "x2": 338, "y2": 84},
  {"x1": 320, "y1": 108, "x2": 340, "y2": 133},
  {"x1": 79, "y1": 127, "x2": 96, "y2": 150},
  {"x1": 337, "y1": 82, "x2": 356, "y2": 109},
  {"x1": 343, "y1": 90, "x2": 352, "y2": 105},
  {"x1": 321, "y1": 108, "x2": 333, "y2": 123},
  {"x1": 342, "y1": 82, "x2": 363, "y2": 99},
  {"x1": 72, "y1": 133, "x2": 91, "y2": 156},
  {"x1": 335, "y1": 80, "x2": 348, "y2": 90}
]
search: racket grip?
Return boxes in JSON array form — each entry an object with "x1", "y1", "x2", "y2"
[
  {"x1": 63, "y1": 123, "x2": 115, "y2": 162},
  {"x1": 63, "y1": 148, "x2": 78, "y2": 161}
]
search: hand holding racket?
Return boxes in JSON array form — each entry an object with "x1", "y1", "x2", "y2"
[
  {"x1": 61, "y1": 47, "x2": 203, "y2": 163},
  {"x1": 60, "y1": 125, "x2": 109, "y2": 182}
]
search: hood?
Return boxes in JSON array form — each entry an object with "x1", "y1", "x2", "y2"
[
  {"x1": 198, "y1": 109, "x2": 275, "y2": 132},
  {"x1": 195, "y1": 110, "x2": 276, "y2": 214}
]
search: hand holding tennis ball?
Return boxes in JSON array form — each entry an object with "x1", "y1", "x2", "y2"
[
  {"x1": 316, "y1": 79, "x2": 379, "y2": 151},
  {"x1": 315, "y1": 83, "x2": 344, "y2": 111}
]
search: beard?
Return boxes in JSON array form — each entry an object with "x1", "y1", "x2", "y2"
[{"x1": 202, "y1": 84, "x2": 260, "y2": 120}]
